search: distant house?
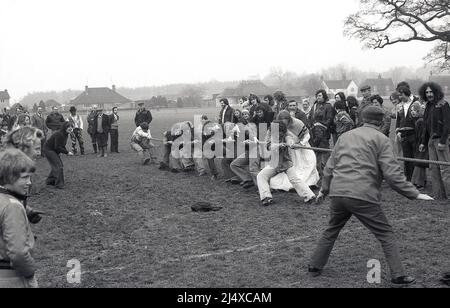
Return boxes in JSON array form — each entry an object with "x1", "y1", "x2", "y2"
[
  {"x1": 360, "y1": 75, "x2": 395, "y2": 97},
  {"x1": 0, "y1": 89, "x2": 10, "y2": 110},
  {"x1": 429, "y1": 74, "x2": 450, "y2": 96},
  {"x1": 322, "y1": 77, "x2": 358, "y2": 98},
  {"x1": 70, "y1": 85, "x2": 133, "y2": 111}
]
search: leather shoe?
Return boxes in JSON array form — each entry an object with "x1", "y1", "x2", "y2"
[
  {"x1": 391, "y1": 276, "x2": 416, "y2": 286},
  {"x1": 308, "y1": 266, "x2": 322, "y2": 277}
]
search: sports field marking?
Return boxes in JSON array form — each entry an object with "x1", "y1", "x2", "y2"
[{"x1": 161, "y1": 215, "x2": 434, "y2": 263}]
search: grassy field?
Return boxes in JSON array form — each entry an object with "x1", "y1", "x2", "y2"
[{"x1": 29, "y1": 107, "x2": 449, "y2": 288}]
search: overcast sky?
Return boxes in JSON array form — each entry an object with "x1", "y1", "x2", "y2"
[{"x1": 0, "y1": 0, "x2": 433, "y2": 101}]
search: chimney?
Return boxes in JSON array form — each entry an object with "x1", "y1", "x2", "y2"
[
  {"x1": 85, "y1": 85, "x2": 88, "y2": 92},
  {"x1": 342, "y1": 73, "x2": 347, "y2": 81},
  {"x1": 112, "y1": 85, "x2": 116, "y2": 92},
  {"x1": 378, "y1": 74, "x2": 382, "y2": 79}
]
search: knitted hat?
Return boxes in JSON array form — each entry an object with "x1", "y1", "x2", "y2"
[{"x1": 362, "y1": 106, "x2": 384, "y2": 125}]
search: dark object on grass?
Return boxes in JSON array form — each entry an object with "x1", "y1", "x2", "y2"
[
  {"x1": 27, "y1": 210, "x2": 44, "y2": 224},
  {"x1": 191, "y1": 202, "x2": 222, "y2": 213},
  {"x1": 440, "y1": 272, "x2": 450, "y2": 286}
]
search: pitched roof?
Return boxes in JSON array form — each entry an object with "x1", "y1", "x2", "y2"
[
  {"x1": 71, "y1": 87, "x2": 132, "y2": 106},
  {"x1": 323, "y1": 80, "x2": 353, "y2": 90},
  {"x1": 0, "y1": 90, "x2": 10, "y2": 100}
]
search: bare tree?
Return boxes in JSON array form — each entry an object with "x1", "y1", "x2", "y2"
[
  {"x1": 264, "y1": 67, "x2": 298, "y2": 90},
  {"x1": 344, "y1": 0, "x2": 450, "y2": 70}
]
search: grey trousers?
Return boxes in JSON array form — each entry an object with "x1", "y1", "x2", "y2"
[
  {"x1": 230, "y1": 152, "x2": 260, "y2": 184},
  {"x1": 428, "y1": 138, "x2": 450, "y2": 199},
  {"x1": 218, "y1": 157, "x2": 240, "y2": 180},
  {"x1": 310, "y1": 197, "x2": 406, "y2": 279}
]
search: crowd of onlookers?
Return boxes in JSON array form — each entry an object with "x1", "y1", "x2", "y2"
[
  {"x1": 151, "y1": 81, "x2": 449, "y2": 203},
  {"x1": 0, "y1": 80, "x2": 449, "y2": 287}
]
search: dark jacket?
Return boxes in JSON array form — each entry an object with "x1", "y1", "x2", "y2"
[
  {"x1": 345, "y1": 101, "x2": 358, "y2": 123},
  {"x1": 135, "y1": 109, "x2": 152, "y2": 127},
  {"x1": 44, "y1": 129, "x2": 69, "y2": 154},
  {"x1": 334, "y1": 111, "x2": 354, "y2": 138},
  {"x1": 93, "y1": 114, "x2": 111, "y2": 135},
  {"x1": 309, "y1": 101, "x2": 336, "y2": 131},
  {"x1": 45, "y1": 112, "x2": 66, "y2": 131},
  {"x1": 422, "y1": 99, "x2": 450, "y2": 145},
  {"x1": 87, "y1": 111, "x2": 97, "y2": 135},
  {"x1": 414, "y1": 118, "x2": 429, "y2": 168},
  {"x1": 380, "y1": 108, "x2": 392, "y2": 137},
  {"x1": 322, "y1": 124, "x2": 420, "y2": 205},
  {"x1": 396, "y1": 102, "x2": 417, "y2": 132},
  {"x1": 109, "y1": 113, "x2": 120, "y2": 130},
  {"x1": 249, "y1": 103, "x2": 274, "y2": 123},
  {"x1": 218, "y1": 106, "x2": 234, "y2": 124},
  {"x1": 355, "y1": 100, "x2": 372, "y2": 127}
]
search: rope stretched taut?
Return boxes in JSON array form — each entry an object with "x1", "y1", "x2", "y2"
[{"x1": 289, "y1": 145, "x2": 450, "y2": 167}]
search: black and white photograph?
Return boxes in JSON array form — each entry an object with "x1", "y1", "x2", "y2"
[{"x1": 0, "y1": 0, "x2": 449, "y2": 292}]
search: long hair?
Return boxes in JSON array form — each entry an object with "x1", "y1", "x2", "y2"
[
  {"x1": 335, "y1": 92, "x2": 346, "y2": 102},
  {"x1": 315, "y1": 89, "x2": 329, "y2": 102},
  {"x1": 347, "y1": 95, "x2": 358, "y2": 107},
  {"x1": 60, "y1": 121, "x2": 74, "y2": 134},
  {"x1": 220, "y1": 98, "x2": 229, "y2": 106},
  {"x1": 418, "y1": 82, "x2": 445, "y2": 102},
  {"x1": 264, "y1": 95, "x2": 274, "y2": 107},
  {"x1": 248, "y1": 94, "x2": 261, "y2": 104}
]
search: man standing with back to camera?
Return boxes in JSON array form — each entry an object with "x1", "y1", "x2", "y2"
[{"x1": 309, "y1": 105, "x2": 433, "y2": 287}]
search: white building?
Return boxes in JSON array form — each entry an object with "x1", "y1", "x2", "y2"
[{"x1": 322, "y1": 79, "x2": 359, "y2": 98}]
